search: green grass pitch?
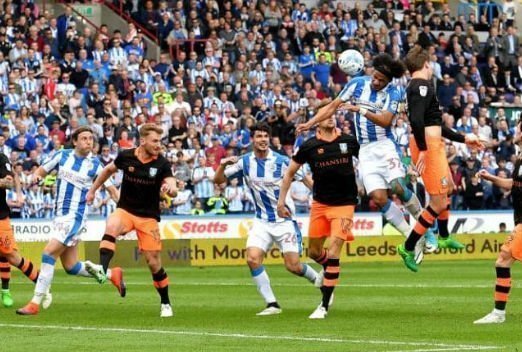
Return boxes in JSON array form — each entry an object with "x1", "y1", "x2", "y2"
[{"x1": 1, "y1": 260, "x2": 520, "y2": 352}]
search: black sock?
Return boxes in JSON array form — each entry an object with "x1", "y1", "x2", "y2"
[
  {"x1": 321, "y1": 286, "x2": 335, "y2": 310},
  {"x1": 152, "y1": 268, "x2": 170, "y2": 304},
  {"x1": 405, "y1": 232, "x2": 423, "y2": 252},
  {"x1": 0, "y1": 256, "x2": 9, "y2": 290},
  {"x1": 100, "y1": 248, "x2": 114, "y2": 274}
]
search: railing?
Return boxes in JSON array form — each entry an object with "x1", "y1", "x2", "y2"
[
  {"x1": 169, "y1": 39, "x2": 211, "y2": 58},
  {"x1": 102, "y1": 0, "x2": 159, "y2": 44}
]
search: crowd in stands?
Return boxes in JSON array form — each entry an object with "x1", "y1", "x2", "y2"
[{"x1": 0, "y1": 0, "x2": 521, "y2": 218}]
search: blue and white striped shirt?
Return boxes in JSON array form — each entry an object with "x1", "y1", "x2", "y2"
[
  {"x1": 224, "y1": 150, "x2": 304, "y2": 223},
  {"x1": 42, "y1": 149, "x2": 111, "y2": 222},
  {"x1": 338, "y1": 76, "x2": 401, "y2": 145}
]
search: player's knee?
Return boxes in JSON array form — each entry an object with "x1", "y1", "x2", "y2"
[
  {"x1": 5, "y1": 251, "x2": 20, "y2": 266},
  {"x1": 390, "y1": 180, "x2": 403, "y2": 196},
  {"x1": 142, "y1": 251, "x2": 160, "y2": 269},
  {"x1": 308, "y1": 246, "x2": 322, "y2": 260},
  {"x1": 246, "y1": 255, "x2": 262, "y2": 270},
  {"x1": 496, "y1": 250, "x2": 513, "y2": 267},
  {"x1": 372, "y1": 194, "x2": 388, "y2": 209},
  {"x1": 284, "y1": 261, "x2": 302, "y2": 275},
  {"x1": 104, "y1": 220, "x2": 122, "y2": 236}
]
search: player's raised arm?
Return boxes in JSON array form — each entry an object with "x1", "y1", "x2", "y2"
[
  {"x1": 296, "y1": 99, "x2": 343, "y2": 134},
  {"x1": 86, "y1": 162, "x2": 118, "y2": 204},
  {"x1": 214, "y1": 156, "x2": 240, "y2": 184},
  {"x1": 277, "y1": 159, "x2": 302, "y2": 218}
]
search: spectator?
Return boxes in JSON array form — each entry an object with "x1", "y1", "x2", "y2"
[
  {"x1": 191, "y1": 156, "x2": 215, "y2": 210},
  {"x1": 172, "y1": 180, "x2": 192, "y2": 215}
]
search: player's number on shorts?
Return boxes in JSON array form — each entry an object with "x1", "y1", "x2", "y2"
[
  {"x1": 387, "y1": 157, "x2": 401, "y2": 170},
  {"x1": 283, "y1": 233, "x2": 297, "y2": 244}
]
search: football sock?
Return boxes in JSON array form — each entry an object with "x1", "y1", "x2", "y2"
[
  {"x1": 313, "y1": 249, "x2": 328, "y2": 269},
  {"x1": 250, "y1": 265, "x2": 277, "y2": 304},
  {"x1": 267, "y1": 302, "x2": 280, "y2": 309},
  {"x1": 381, "y1": 199, "x2": 411, "y2": 235},
  {"x1": 0, "y1": 256, "x2": 10, "y2": 290},
  {"x1": 32, "y1": 254, "x2": 55, "y2": 305},
  {"x1": 16, "y1": 256, "x2": 39, "y2": 283},
  {"x1": 437, "y1": 200, "x2": 451, "y2": 239},
  {"x1": 402, "y1": 190, "x2": 423, "y2": 219},
  {"x1": 100, "y1": 234, "x2": 116, "y2": 273},
  {"x1": 494, "y1": 267, "x2": 511, "y2": 311},
  {"x1": 322, "y1": 258, "x2": 340, "y2": 310},
  {"x1": 299, "y1": 263, "x2": 319, "y2": 284},
  {"x1": 65, "y1": 262, "x2": 92, "y2": 278},
  {"x1": 152, "y1": 267, "x2": 170, "y2": 305},
  {"x1": 405, "y1": 206, "x2": 438, "y2": 251}
]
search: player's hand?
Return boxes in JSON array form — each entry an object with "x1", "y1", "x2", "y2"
[
  {"x1": 86, "y1": 189, "x2": 95, "y2": 204},
  {"x1": 276, "y1": 202, "x2": 291, "y2": 218},
  {"x1": 161, "y1": 179, "x2": 178, "y2": 197},
  {"x1": 220, "y1": 156, "x2": 238, "y2": 167},
  {"x1": 32, "y1": 174, "x2": 43, "y2": 185},
  {"x1": 296, "y1": 121, "x2": 313, "y2": 135},
  {"x1": 464, "y1": 134, "x2": 486, "y2": 150},
  {"x1": 339, "y1": 103, "x2": 359, "y2": 112},
  {"x1": 476, "y1": 169, "x2": 491, "y2": 180},
  {"x1": 415, "y1": 151, "x2": 426, "y2": 175}
]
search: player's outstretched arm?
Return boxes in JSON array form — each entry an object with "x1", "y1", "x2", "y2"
[
  {"x1": 477, "y1": 169, "x2": 513, "y2": 190},
  {"x1": 87, "y1": 162, "x2": 118, "y2": 204},
  {"x1": 340, "y1": 103, "x2": 394, "y2": 128},
  {"x1": 214, "y1": 156, "x2": 238, "y2": 184},
  {"x1": 33, "y1": 166, "x2": 48, "y2": 185},
  {"x1": 296, "y1": 98, "x2": 343, "y2": 134},
  {"x1": 277, "y1": 160, "x2": 302, "y2": 218}
]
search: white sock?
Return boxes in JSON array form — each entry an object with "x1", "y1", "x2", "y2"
[
  {"x1": 66, "y1": 262, "x2": 92, "y2": 278},
  {"x1": 251, "y1": 266, "x2": 276, "y2": 304},
  {"x1": 382, "y1": 199, "x2": 411, "y2": 236},
  {"x1": 32, "y1": 255, "x2": 56, "y2": 305},
  {"x1": 300, "y1": 263, "x2": 318, "y2": 284},
  {"x1": 106, "y1": 268, "x2": 112, "y2": 280},
  {"x1": 493, "y1": 308, "x2": 506, "y2": 315},
  {"x1": 404, "y1": 193, "x2": 423, "y2": 219}
]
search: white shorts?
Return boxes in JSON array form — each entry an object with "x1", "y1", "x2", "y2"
[
  {"x1": 52, "y1": 215, "x2": 86, "y2": 247},
  {"x1": 246, "y1": 218, "x2": 302, "y2": 254},
  {"x1": 358, "y1": 139, "x2": 406, "y2": 194}
]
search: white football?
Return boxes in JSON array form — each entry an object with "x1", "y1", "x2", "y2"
[{"x1": 338, "y1": 49, "x2": 364, "y2": 76}]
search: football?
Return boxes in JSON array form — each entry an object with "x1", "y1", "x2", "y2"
[{"x1": 338, "y1": 49, "x2": 365, "y2": 76}]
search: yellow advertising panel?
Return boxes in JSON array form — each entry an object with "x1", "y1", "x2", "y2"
[{"x1": 15, "y1": 234, "x2": 507, "y2": 269}]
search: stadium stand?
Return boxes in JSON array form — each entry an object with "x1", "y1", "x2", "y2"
[{"x1": 1, "y1": 0, "x2": 521, "y2": 217}]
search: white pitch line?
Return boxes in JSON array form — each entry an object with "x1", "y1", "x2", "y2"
[
  {"x1": 397, "y1": 348, "x2": 497, "y2": 352},
  {"x1": 0, "y1": 323, "x2": 500, "y2": 351},
  {"x1": 10, "y1": 281, "x2": 511, "y2": 289}
]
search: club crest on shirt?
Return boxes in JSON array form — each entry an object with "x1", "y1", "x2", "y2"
[
  {"x1": 128, "y1": 166, "x2": 135, "y2": 173},
  {"x1": 317, "y1": 148, "x2": 324, "y2": 154},
  {"x1": 149, "y1": 167, "x2": 158, "y2": 177},
  {"x1": 419, "y1": 86, "x2": 428, "y2": 97},
  {"x1": 339, "y1": 143, "x2": 348, "y2": 154},
  {"x1": 441, "y1": 176, "x2": 448, "y2": 187}
]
